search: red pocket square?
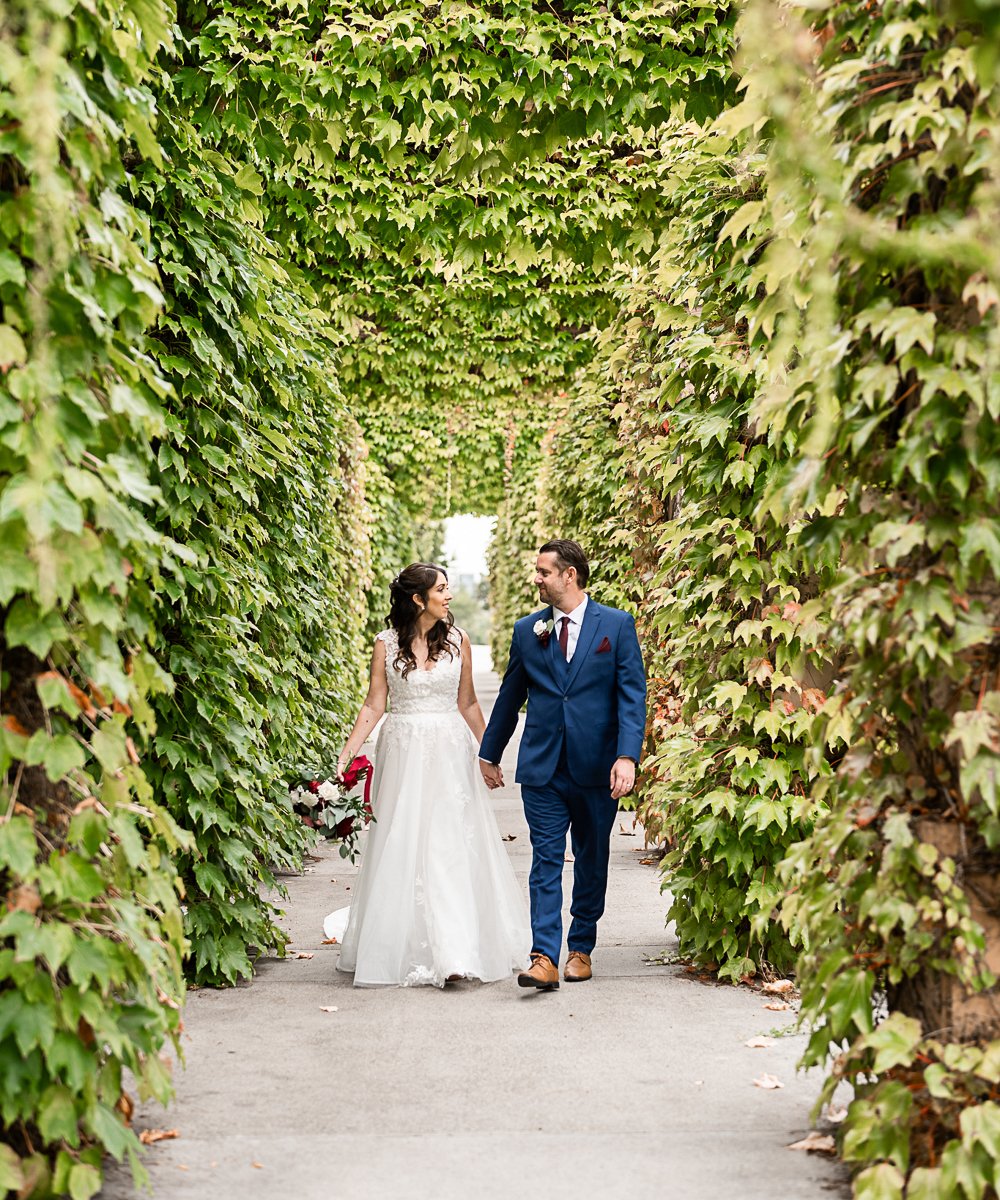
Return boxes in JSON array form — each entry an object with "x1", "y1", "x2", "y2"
[{"x1": 596, "y1": 637, "x2": 612, "y2": 654}]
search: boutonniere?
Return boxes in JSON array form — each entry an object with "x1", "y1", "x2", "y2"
[{"x1": 533, "y1": 618, "x2": 555, "y2": 647}]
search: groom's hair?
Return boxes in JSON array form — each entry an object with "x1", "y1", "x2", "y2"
[{"x1": 539, "y1": 539, "x2": 590, "y2": 587}]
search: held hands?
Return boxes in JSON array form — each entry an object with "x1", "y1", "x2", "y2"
[
  {"x1": 610, "y1": 757, "x2": 636, "y2": 801},
  {"x1": 479, "y1": 760, "x2": 504, "y2": 791}
]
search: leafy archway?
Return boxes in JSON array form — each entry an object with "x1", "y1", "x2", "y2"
[
  {"x1": 0, "y1": 3, "x2": 738, "y2": 1188},
  {"x1": 178, "y1": 0, "x2": 738, "y2": 516}
]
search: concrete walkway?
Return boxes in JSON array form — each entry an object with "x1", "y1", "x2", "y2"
[{"x1": 101, "y1": 653, "x2": 847, "y2": 1200}]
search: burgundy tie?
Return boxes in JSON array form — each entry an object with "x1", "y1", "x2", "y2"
[{"x1": 558, "y1": 616, "x2": 570, "y2": 660}]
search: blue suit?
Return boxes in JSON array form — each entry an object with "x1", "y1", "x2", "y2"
[{"x1": 480, "y1": 599, "x2": 646, "y2": 962}]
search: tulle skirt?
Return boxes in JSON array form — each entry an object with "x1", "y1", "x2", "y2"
[{"x1": 328, "y1": 711, "x2": 531, "y2": 988}]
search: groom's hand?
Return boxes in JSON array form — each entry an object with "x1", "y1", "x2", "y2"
[
  {"x1": 610, "y1": 757, "x2": 636, "y2": 801},
  {"x1": 480, "y1": 760, "x2": 504, "y2": 790}
]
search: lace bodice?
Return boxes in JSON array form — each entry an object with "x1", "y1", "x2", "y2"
[{"x1": 376, "y1": 627, "x2": 463, "y2": 715}]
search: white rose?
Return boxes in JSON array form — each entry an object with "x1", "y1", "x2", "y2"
[
  {"x1": 318, "y1": 780, "x2": 339, "y2": 802},
  {"x1": 533, "y1": 620, "x2": 546, "y2": 636}
]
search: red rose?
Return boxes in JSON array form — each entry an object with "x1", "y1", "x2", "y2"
[
  {"x1": 342, "y1": 755, "x2": 372, "y2": 789},
  {"x1": 307, "y1": 780, "x2": 320, "y2": 794},
  {"x1": 334, "y1": 815, "x2": 355, "y2": 839}
]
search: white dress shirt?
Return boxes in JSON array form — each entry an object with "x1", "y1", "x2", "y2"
[{"x1": 552, "y1": 596, "x2": 588, "y2": 662}]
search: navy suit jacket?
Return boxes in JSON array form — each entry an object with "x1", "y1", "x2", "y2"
[{"x1": 479, "y1": 600, "x2": 647, "y2": 789}]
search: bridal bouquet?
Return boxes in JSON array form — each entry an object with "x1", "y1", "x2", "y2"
[{"x1": 289, "y1": 756, "x2": 373, "y2": 860}]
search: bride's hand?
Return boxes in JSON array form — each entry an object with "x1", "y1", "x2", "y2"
[
  {"x1": 335, "y1": 754, "x2": 349, "y2": 784},
  {"x1": 479, "y1": 760, "x2": 503, "y2": 790}
]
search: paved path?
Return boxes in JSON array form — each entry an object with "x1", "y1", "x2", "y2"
[{"x1": 101, "y1": 653, "x2": 847, "y2": 1200}]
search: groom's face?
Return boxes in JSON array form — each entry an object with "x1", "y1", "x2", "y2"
[{"x1": 535, "y1": 553, "x2": 571, "y2": 607}]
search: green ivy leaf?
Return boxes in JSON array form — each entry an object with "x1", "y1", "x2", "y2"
[
  {"x1": 0, "y1": 816, "x2": 37, "y2": 877},
  {"x1": 3, "y1": 599, "x2": 65, "y2": 658},
  {"x1": 37, "y1": 1084, "x2": 79, "y2": 1144},
  {"x1": 0, "y1": 1144, "x2": 25, "y2": 1191},
  {"x1": 852, "y1": 1163, "x2": 905, "y2": 1200},
  {"x1": 67, "y1": 1162, "x2": 102, "y2": 1200}
]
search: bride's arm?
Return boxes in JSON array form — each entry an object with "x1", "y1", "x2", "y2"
[
  {"x1": 456, "y1": 631, "x2": 487, "y2": 742},
  {"x1": 336, "y1": 639, "x2": 388, "y2": 780}
]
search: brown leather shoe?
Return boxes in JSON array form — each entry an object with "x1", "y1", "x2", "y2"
[
  {"x1": 564, "y1": 951, "x2": 592, "y2": 982},
  {"x1": 517, "y1": 953, "x2": 559, "y2": 990}
]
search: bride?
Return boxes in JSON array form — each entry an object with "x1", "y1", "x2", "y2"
[{"x1": 326, "y1": 563, "x2": 531, "y2": 988}]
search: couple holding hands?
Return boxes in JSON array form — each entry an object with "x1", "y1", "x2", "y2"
[{"x1": 327, "y1": 539, "x2": 646, "y2": 992}]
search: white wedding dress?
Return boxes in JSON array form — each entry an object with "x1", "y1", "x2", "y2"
[{"x1": 326, "y1": 627, "x2": 531, "y2": 988}]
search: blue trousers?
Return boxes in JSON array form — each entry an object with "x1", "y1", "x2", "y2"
[{"x1": 520, "y1": 753, "x2": 618, "y2": 964}]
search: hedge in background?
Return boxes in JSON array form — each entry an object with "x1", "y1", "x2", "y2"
[
  {"x1": 734, "y1": 1, "x2": 1000, "y2": 1192},
  {"x1": 130, "y1": 11, "x2": 372, "y2": 983},
  {"x1": 488, "y1": 402, "x2": 550, "y2": 673},
  {"x1": 539, "y1": 0, "x2": 1000, "y2": 1191},
  {"x1": 0, "y1": 0, "x2": 189, "y2": 1192},
  {"x1": 1, "y1": 0, "x2": 375, "y2": 1190}
]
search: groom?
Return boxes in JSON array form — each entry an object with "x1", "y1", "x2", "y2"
[{"x1": 479, "y1": 539, "x2": 646, "y2": 990}]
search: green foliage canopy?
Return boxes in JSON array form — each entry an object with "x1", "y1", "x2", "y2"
[
  {"x1": 179, "y1": 0, "x2": 739, "y2": 515},
  {"x1": 0, "y1": 3, "x2": 745, "y2": 1192}
]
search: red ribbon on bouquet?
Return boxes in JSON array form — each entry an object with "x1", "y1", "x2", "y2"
[{"x1": 342, "y1": 755, "x2": 374, "y2": 824}]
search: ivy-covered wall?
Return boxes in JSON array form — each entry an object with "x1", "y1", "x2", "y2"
[
  {"x1": 536, "y1": 1, "x2": 1000, "y2": 1194},
  {"x1": 0, "y1": 0, "x2": 373, "y2": 1190},
  {"x1": 5, "y1": 0, "x2": 999, "y2": 1196},
  {"x1": 1, "y1": 1, "x2": 194, "y2": 1193},
  {"x1": 1, "y1": 4, "x2": 743, "y2": 1192}
]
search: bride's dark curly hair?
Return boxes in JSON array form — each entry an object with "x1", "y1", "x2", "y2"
[{"x1": 387, "y1": 563, "x2": 457, "y2": 679}]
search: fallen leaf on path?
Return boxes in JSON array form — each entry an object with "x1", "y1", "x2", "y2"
[
  {"x1": 745, "y1": 1037, "x2": 774, "y2": 1048},
  {"x1": 753, "y1": 1073, "x2": 784, "y2": 1090},
  {"x1": 639, "y1": 857, "x2": 659, "y2": 865},
  {"x1": 322, "y1": 937, "x2": 338, "y2": 945},
  {"x1": 140, "y1": 1129, "x2": 179, "y2": 1145},
  {"x1": 764, "y1": 1000, "x2": 793, "y2": 1011},
  {"x1": 618, "y1": 823, "x2": 636, "y2": 836},
  {"x1": 295, "y1": 952, "x2": 314, "y2": 959},
  {"x1": 825, "y1": 1103, "x2": 849, "y2": 1124},
  {"x1": 501, "y1": 834, "x2": 516, "y2": 841},
  {"x1": 319, "y1": 1005, "x2": 339, "y2": 1013},
  {"x1": 251, "y1": 1162, "x2": 264, "y2": 1169},
  {"x1": 116, "y1": 1092, "x2": 134, "y2": 1123},
  {"x1": 787, "y1": 1132, "x2": 835, "y2": 1154},
  {"x1": 762, "y1": 979, "x2": 795, "y2": 995}
]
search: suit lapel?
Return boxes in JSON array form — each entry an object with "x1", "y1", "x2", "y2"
[
  {"x1": 563, "y1": 600, "x2": 603, "y2": 692},
  {"x1": 535, "y1": 607, "x2": 560, "y2": 686}
]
